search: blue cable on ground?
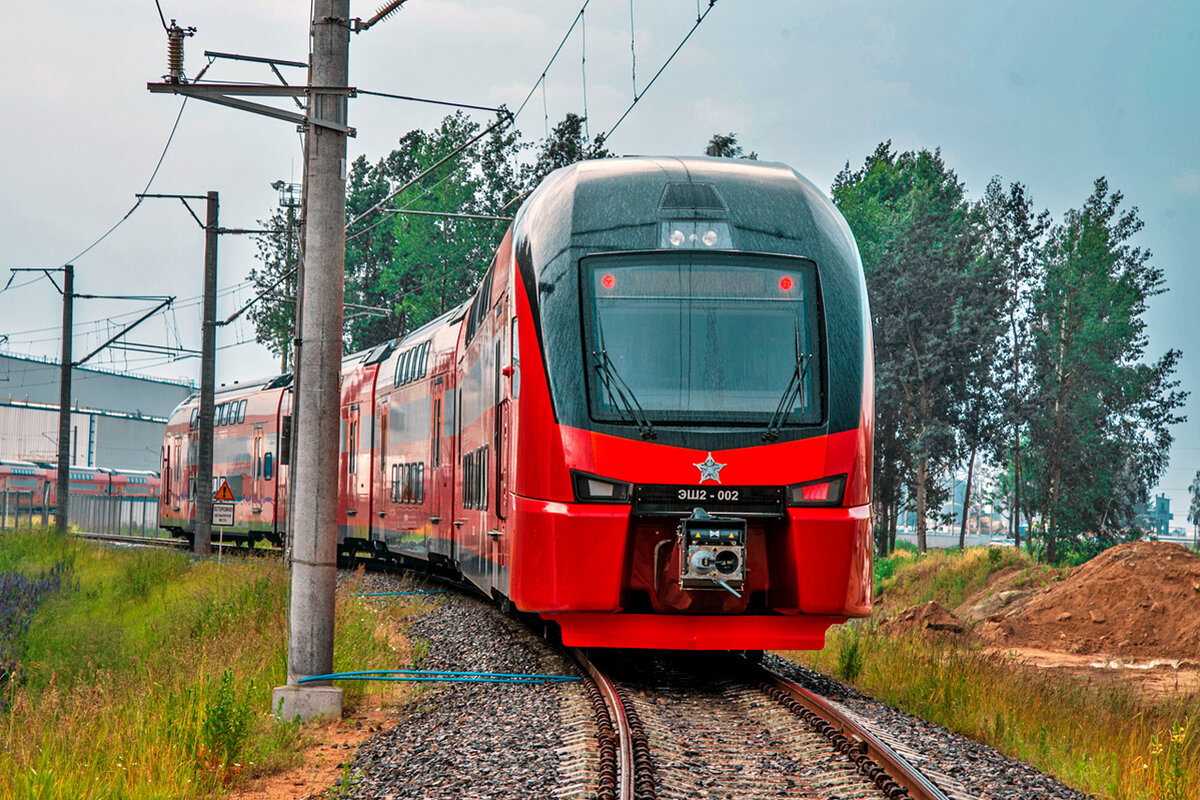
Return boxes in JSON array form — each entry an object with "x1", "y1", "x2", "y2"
[
  {"x1": 297, "y1": 669, "x2": 580, "y2": 685},
  {"x1": 352, "y1": 590, "x2": 449, "y2": 597}
]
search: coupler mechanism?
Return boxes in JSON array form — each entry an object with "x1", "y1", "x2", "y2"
[{"x1": 679, "y1": 507, "x2": 747, "y2": 597}]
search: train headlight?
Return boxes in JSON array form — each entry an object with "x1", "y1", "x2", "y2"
[
  {"x1": 659, "y1": 221, "x2": 734, "y2": 249},
  {"x1": 571, "y1": 470, "x2": 633, "y2": 503},
  {"x1": 785, "y1": 475, "x2": 846, "y2": 507}
]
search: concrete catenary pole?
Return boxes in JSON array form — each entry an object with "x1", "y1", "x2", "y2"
[
  {"x1": 54, "y1": 264, "x2": 73, "y2": 534},
  {"x1": 194, "y1": 191, "x2": 219, "y2": 556},
  {"x1": 272, "y1": 0, "x2": 347, "y2": 721}
]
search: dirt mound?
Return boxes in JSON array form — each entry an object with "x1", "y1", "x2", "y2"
[
  {"x1": 989, "y1": 541, "x2": 1200, "y2": 658},
  {"x1": 955, "y1": 565, "x2": 1045, "y2": 622},
  {"x1": 881, "y1": 601, "x2": 979, "y2": 642}
]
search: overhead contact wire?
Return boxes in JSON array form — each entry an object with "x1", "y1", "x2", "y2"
[{"x1": 602, "y1": 0, "x2": 720, "y2": 144}]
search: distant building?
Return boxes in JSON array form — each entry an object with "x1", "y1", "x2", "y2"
[
  {"x1": 1134, "y1": 493, "x2": 1173, "y2": 539},
  {"x1": 0, "y1": 353, "x2": 192, "y2": 471}
]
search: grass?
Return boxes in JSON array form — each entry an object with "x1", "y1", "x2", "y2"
[
  {"x1": 791, "y1": 546, "x2": 1200, "y2": 800},
  {"x1": 873, "y1": 542, "x2": 1061, "y2": 612},
  {"x1": 0, "y1": 527, "x2": 423, "y2": 799}
]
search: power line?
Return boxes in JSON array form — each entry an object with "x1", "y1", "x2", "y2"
[
  {"x1": 512, "y1": 1, "x2": 591, "y2": 123},
  {"x1": 601, "y1": 0, "x2": 720, "y2": 144},
  {"x1": 62, "y1": 98, "x2": 189, "y2": 266},
  {"x1": 357, "y1": 89, "x2": 507, "y2": 115}
]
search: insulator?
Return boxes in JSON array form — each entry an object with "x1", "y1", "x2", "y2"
[{"x1": 165, "y1": 19, "x2": 195, "y2": 84}]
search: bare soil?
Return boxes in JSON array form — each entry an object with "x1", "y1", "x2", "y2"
[
  {"x1": 228, "y1": 705, "x2": 396, "y2": 800},
  {"x1": 895, "y1": 541, "x2": 1200, "y2": 698}
]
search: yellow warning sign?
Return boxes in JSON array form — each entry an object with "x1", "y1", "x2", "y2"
[{"x1": 214, "y1": 480, "x2": 235, "y2": 502}]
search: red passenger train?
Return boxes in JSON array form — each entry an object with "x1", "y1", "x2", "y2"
[
  {"x1": 160, "y1": 157, "x2": 874, "y2": 650},
  {"x1": 0, "y1": 459, "x2": 160, "y2": 511}
]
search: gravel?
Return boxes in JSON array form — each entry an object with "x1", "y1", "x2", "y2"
[
  {"x1": 763, "y1": 654, "x2": 1096, "y2": 800},
  {"x1": 342, "y1": 572, "x2": 594, "y2": 800},
  {"x1": 332, "y1": 571, "x2": 1098, "y2": 799}
]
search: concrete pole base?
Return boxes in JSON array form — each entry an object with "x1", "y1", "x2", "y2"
[{"x1": 271, "y1": 684, "x2": 343, "y2": 722}]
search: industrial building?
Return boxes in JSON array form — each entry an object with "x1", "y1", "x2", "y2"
[{"x1": 0, "y1": 353, "x2": 192, "y2": 472}]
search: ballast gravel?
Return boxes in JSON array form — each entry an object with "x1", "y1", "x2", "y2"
[
  {"x1": 341, "y1": 572, "x2": 589, "y2": 800},
  {"x1": 334, "y1": 571, "x2": 1097, "y2": 799},
  {"x1": 763, "y1": 654, "x2": 1096, "y2": 800}
]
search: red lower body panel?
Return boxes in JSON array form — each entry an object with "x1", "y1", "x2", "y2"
[{"x1": 545, "y1": 612, "x2": 845, "y2": 650}]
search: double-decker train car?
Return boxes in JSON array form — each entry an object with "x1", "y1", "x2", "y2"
[
  {"x1": 0, "y1": 459, "x2": 161, "y2": 514},
  {"x1": 159, "y1": 375, "x2": 293, "y2": 543},
  {"x1": 161, "y1": 156, "x2": 874, "y2": 650}
]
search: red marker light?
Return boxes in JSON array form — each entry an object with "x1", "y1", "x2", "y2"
[
  {"x1": 779, "y1": 275, "x2": 794, "y2": 291},
  {"x1": 601, "y1": 274, "x2": 616, "y2": 289},
  {"x1": 801, "y1": 481, "x2": 831, "y2": 501}
]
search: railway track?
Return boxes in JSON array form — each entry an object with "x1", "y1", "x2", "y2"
[
  {"x1": 571, "y1": 649, "x2": 957, "y2": 800},
  {"x1": 73, "y1": 530, "x2": 277, "y2": 559},
  {"x1": 64, "y1": 532, "x2": 974, "y2": 798}
]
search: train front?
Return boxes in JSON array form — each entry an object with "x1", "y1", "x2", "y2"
[{"x1": 507, "y1": 157, "x2": 873, "y2": 650}]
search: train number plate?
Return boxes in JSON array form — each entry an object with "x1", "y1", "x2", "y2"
[{"x1": 633, "y1": 484, "x2": 784, "y2": 517}]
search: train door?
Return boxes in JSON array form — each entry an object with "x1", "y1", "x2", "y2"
[
  {"x1": 162, "y1": 444, "x2": 172, "y2": 508},
  {"x1": 494, "y1": 337, "x2": 507, "y2": 521},
  {"x1": 372, "y1": 401, "x2": 388, "y2": 542},
  {"x1": 344, "y1": 404, "x2": 359, "y2": 531},
  {"x1": 430, "y1": 387, "x2": 443, "y2": 522},
  {"x1": 428, "y1": 375, "x2": 453, "y2": 562},
  {"x1": 172, "y1": 434, "x2": 183, "y2": 512},
  {"x1": 252, "y1": 425, "x2": 264, "y2": 513}
]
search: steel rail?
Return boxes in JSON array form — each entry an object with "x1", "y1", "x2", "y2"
[
  {"x1": 759, "y1": 666, "x2": 951, "y2": 800},
  {"x1": 572, "y1": 648, "x2": 634, "y2": 800},
  {"x1": 74, "y1": 531, "x2": 188, "y2": 549}
]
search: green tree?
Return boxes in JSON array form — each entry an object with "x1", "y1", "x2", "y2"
[
  {"x1": 348, "y1": 113, "x2": 512, "y2": 350},
  {"x1": 704, "y1": 133, "x2": 757, "y2": 159},
  {"x1": 250, "y1": 111, "x2": 613, "y2": 359},
  {"x1": 1026, "y1": 178, "x2": 1187, "y2": 562},
  {"x1": 980, "y1": 178, "x2": 1051, "y2": 547},
  {"x1": 833, "y1": 143, "x2": 986, "y2": 553},
  {"x1": 247, "y1": 204, "x2": 300, "y2": 370},
  {"x1": 1189, "y1": 469, "x2": 1200, "y2": 547},
  {"x1": 525, "y1": 112, "x2": 610, "y2": 186}
]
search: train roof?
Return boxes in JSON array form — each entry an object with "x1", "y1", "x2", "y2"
[{"x1": 512, "y1": 155, "x2": 861, "y2": 278}]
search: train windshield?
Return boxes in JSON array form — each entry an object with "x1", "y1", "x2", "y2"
[{"x1": 581, "y1": 254, "x2": 822, "y2": 427}]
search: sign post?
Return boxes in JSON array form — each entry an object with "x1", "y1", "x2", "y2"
[{"x1": 212, "y1": 480, "x2": 236, "y2": 560}]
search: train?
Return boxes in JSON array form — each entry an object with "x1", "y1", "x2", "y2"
[
  {"x1": 159, "y1": 156, "x2": 875, "y2": 650},
  {"x1": 0, "y1": 458, "x2": 160, "y2": 512}
]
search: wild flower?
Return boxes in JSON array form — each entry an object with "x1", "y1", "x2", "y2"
[{"x1": 0, "y1": 561, "x2": 70, "y2": 694}]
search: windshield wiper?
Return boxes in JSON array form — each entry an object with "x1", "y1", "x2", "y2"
[
  {"x1": 592, "y1": 348, "x2": 657, "y2": 440},
  {"x1": 763, "y1": 319, "x2": 811, "y2": 442}
]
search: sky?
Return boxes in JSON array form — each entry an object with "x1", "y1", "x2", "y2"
[{"x1": 1, "y1": 1, "x2": 1198, "y2": 527}]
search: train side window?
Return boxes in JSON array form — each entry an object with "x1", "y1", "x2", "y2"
[
  {"x1": 391, "y1": 463, "x2": 400, "y2": 502},
  {"x1": 264, "y1": 453, "x2": 273, "y2": 480},
  {"x1": 380, "y1": 412, "x2": 388, "y2": 472},
  {"x1": 511, "y1": 318, "x2": 520, "y2": 398},
  {"x1": 238, "y1": 400, "x2": 247, "y2": 424},
  {"x1": 481, "y1": 445, "x2": 488, "y2": 511},
  {"x1": 280, "y1": 415, "x2": 292, "y2": 465},
  {"x1": 214, "y1": 404, "x2": 222, "y2": 425},
  {"x1": 416, "y1": 462, "x2": 425, "y2": 503},
  {"x1": 431, "y1": 398, "x2": 441, "y2": 468},
  {"x1": 190, "y1": 408, "x2": 198, "y2": 429}
]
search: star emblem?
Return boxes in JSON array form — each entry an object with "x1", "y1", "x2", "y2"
[{"x1": 694, "y1": 452, "x2": 726, "y2": 484}]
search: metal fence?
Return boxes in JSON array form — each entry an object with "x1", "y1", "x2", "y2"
[
  {"x1": 0, "y1": 491, "x2": 161, "y2": 537},
  {"x1": 0, "y1": 490, "x2": 48, "y2": 529},
  {"x1": 69, "y1": 495, "x2": 161, "y2": 536}
]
